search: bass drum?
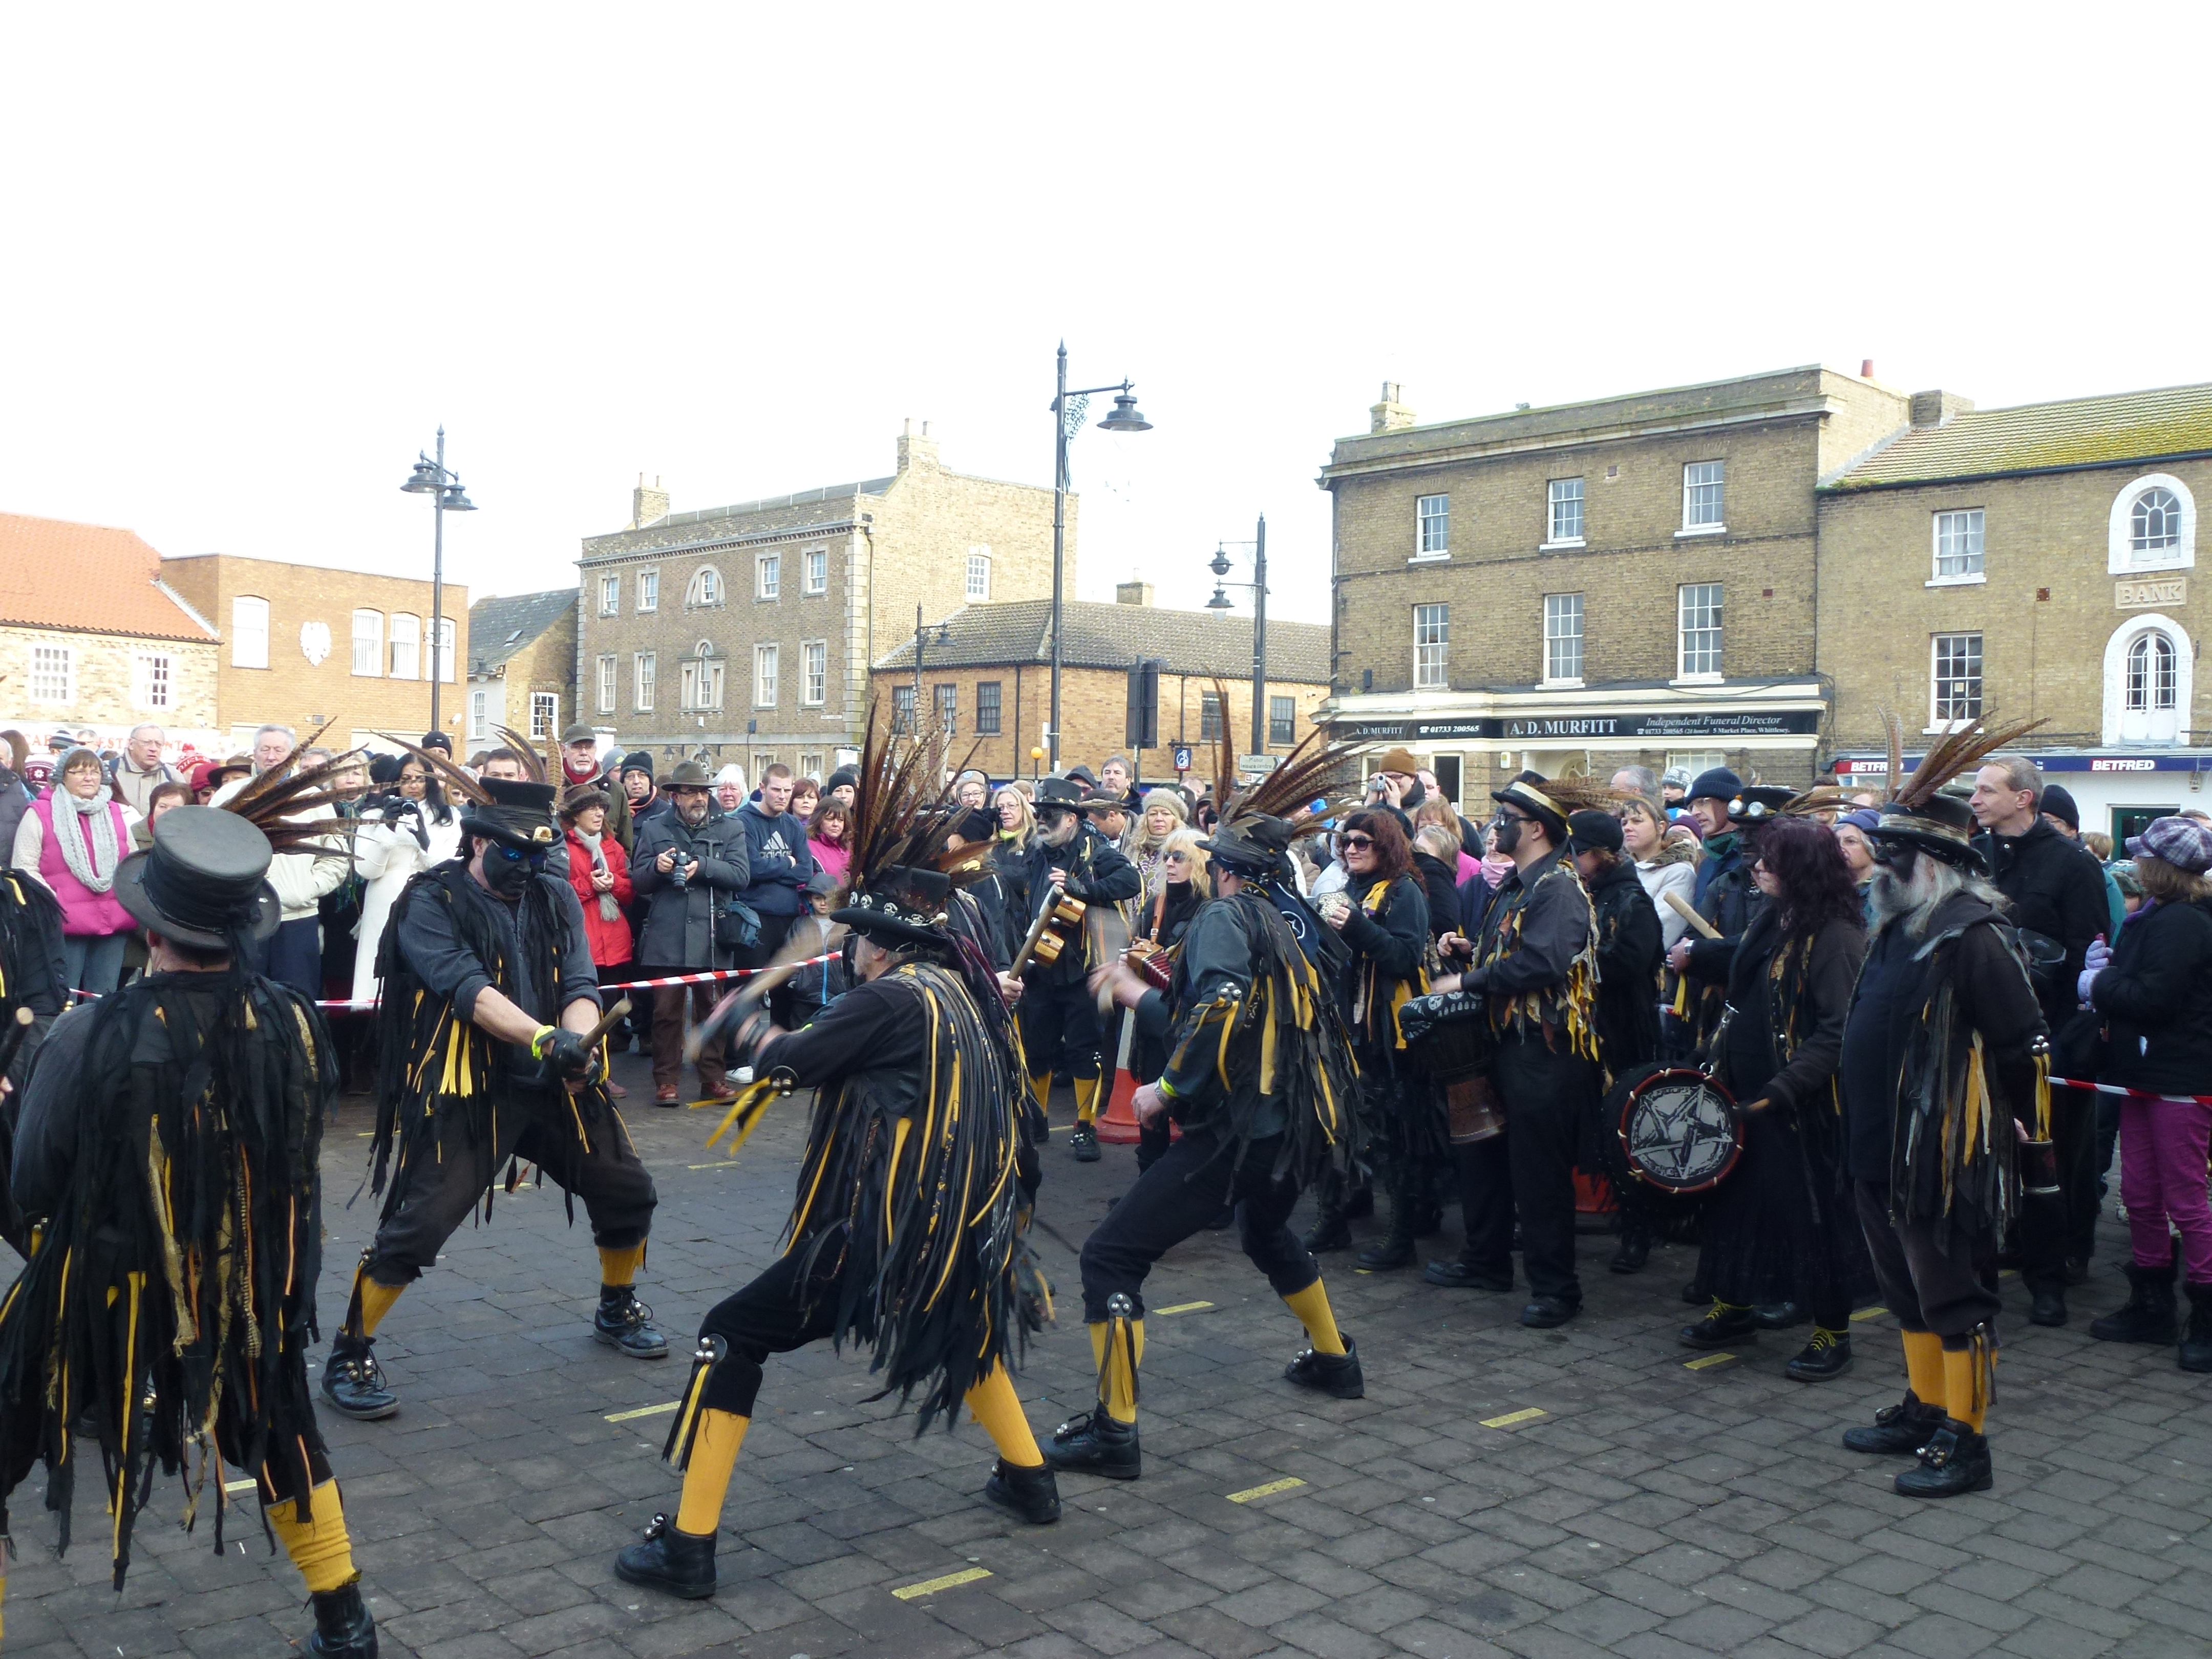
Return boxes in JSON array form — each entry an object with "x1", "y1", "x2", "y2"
[{"x1": 1589, "y1": 1061, "x2": 1743, "y2": 1233}]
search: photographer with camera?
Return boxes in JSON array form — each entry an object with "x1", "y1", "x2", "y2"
[{"x1": 632, "y1": 760, "x2": 751, "y2": 1105}]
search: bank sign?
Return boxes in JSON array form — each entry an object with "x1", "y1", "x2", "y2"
[{"x1": 1334, "y1": 710, "x2": 1819, "y2": 743}]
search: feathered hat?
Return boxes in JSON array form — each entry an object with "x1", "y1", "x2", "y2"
[
  {"x1": 1195, "y1": 685, "x2": 1363, "y2": 878},
  {"x1": 1867, "y1": 714, "x2": 2046, "y2": 875},
  {"x1": 1491, "y1": 770, "x2": 1631, "y2": 842},
  {"x1": 828, "y1": 706, "x2": 982, "y2": 949}
]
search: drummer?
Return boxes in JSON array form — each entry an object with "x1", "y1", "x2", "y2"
[{"x1": 1427, "y1": 775, "x2": 1609, "y2": 1327}]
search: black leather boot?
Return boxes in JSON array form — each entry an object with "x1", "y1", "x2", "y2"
[
  {"x1": 1356, "y1": 1176, "x2": 1418, "y2": 1270},
  {"x1": 1784, "y1": 1328, "x2": 1852, "y2": 1382},
  {"x1": 1893, "y1": 1420, "x2": 1992, "y2": 1498},
  {"x1": 1069, "y1": 1122, "x2": 1101, "y2": 1163},
  {"x1": 615, "y1": 1512, "x2": 718, "y2": 1598},
  {"x1": 320, "y1": 1336, "x2": 398, "y2": 1421},
  {"x1": 2089, "y1": 1261, "x2": 2178, "y2": 1344},
  {"x1": 1679, "y1": 1302, "x2": 1759, "y2": 1349},
  {"x1": 1423, "y1": 1257, "x2": 1512, "y2": 1291},
  {"x1": 1753, "y1": 1300, "x2": 1805, "y2": 1330},
  {"x1": 595, "y1": 1287, "x2": 671, "y2": 1358},
  {"x1": 1609, "y1": 1226, "x2": 1650, "y2": 1274},
  {"x1": 2181, "y1": 1282, "x2": 2212, "y2": 1373},
  {"x1": 982, "y1": 1459, "x2": 1062, "y2": 1523},
  {"x1": 1302, "y1": 1197, "x2": 1351, "y2": 1253},
  {"x1": 1040, "y1": 1410, "x2": 1141, "y2": 1479},
  {"x1": 308, "y1": 1580, "x2": 377, "y2": 1658},
  {"x1": 1284, "y1": 1336, "x2": 1364, "y2": 1399},
  {"x1": 2027, "y1": 1281, "x2": 2069, "y2": 1327},
  {"x1": 1843, "y1": 1393, "x2": 1946, "y2": 1454}
]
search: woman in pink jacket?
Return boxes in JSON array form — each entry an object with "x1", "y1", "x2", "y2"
[{"x1": 11, "y1": 747, "x2": 140, "y2": 997}]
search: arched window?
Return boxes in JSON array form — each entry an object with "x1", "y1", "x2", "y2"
[
  {"x1": 686, "y1": 566, "x2": 723, "y2": 607},
  {"x1": 2102, "y1": 615, "x2": 2193, "y2": 744},
  {"x1": 2108, "y1": 474, "x2": 2197, "y2": 573},
  {"x1": 680, "y1": 641, "x2": 724, "y2": 711}
]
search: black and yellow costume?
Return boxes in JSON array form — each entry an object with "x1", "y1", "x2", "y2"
[
  {"x1": 325, "y1": 769, "x2": 661, "y2": 1422},
  {"x1": 1326, "y1": 866, "x2": 1433, "y2": 1269},
  {"x1": 1045, "y1": 806, "x2": 1367, "y2": 1484},
  {"x1": 0, "y1": 799, "x2": 376, "y2": 1656},
  {"x1": 615, "y1": 732, "x2": 1060, "y2": 1601},
  {"x1": 0, "y1": 867, "x2": 67, "y2": 1256}
]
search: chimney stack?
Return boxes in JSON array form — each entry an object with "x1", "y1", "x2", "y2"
[
  {"x1": 897, "y1": 417, "x2": 940, "y2": 474},
  {"x1": 1908, "y1": 390, "x2": 1976, "y2": 429},
  {"x1": 1370, "y1": 381, "x2": 1417, "y2": 434},
  {"x1": 631, "y1": 474, "x2": 669, "y2": 528},
  {"x1": 1115, "y1": 581, "x2": 1154, "y2": 607}
]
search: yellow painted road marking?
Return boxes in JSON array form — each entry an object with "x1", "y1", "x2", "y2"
[
  {"x1": 223, "y1": 1477, "x2": 258, "y2": 1494},
  {"x1": 1154, "y1": 1301, "x2": 1214, "y2": 1316},
  {"x1": 1480, "y1": 1407, "x2": 1547, "y2": 1429},
  {"x1": 892, "y1": 1566, "x2": 992, "y2": 1600},
  {"x1": 605, "y1": 1401, "x2": 680, "y2": 1422},
  {"x1": 686, "y1": 1162, "x2": 733, "y2": 1169},
  {"x1": 1850, "y1": 1306, "x2": 1889, "y2": 1322},
  {"x1": 1684, "y1": 1352, "x2": 1736, "y2": 1370},
  {"x1": 1226, "y1": 1477, "x2": 1305, "y2": 1503}
]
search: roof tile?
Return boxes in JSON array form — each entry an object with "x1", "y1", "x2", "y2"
[
  {"x1": 1829, "y1": 383, "x2": 2212, "y2": 489},
  {"x1": 0, "y1": 513, "x2": 216, "y2": 642},
  {"x1": 875, "y1": 599, "x2": 1328, "y2": 683},
  {"x1": 467, "y1": 589, "x2": 576, "y2": 675}
]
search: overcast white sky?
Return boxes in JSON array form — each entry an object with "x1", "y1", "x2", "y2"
[{"x1": 5, "y1": 6, "x2": 2209, "y2": 626}]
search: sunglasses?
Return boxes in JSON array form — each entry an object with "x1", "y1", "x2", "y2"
[
  {"x1": 1341, "y1": 833, "x2": 1376, "y2": 851},
  {"x1": 491, "y1": 844, "x2": 548, "y2": 870}
]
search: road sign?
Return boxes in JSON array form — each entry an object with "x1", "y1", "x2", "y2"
[
  {"x1": 1173, "y1": 745, "x2": 1193, "y2": 773},
  {"x1": 1239, "y1": 754, "x2": 1281, "y2": 774}
]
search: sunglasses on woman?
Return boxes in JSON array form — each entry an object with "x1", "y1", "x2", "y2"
[{"x1": 1341, "y1": 833, "x2": 1376, "y2": 851}]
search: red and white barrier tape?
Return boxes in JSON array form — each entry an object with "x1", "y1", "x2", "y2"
[
  {"x1": 68, "y1": 952, "x2": 839, "y2": 1012},
  {"x1": 2049, "y1": 1076, "x2": 2212, "y2": 1106}
]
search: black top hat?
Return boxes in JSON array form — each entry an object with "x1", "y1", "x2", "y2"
[
  {"x1": 114, "y1": 805, "x2": 282, "y2": 950},
  {"x1": 1727, "y1": 785, "x2": 1797, "y2": 826},
  {"x1": 1868, "y1": 789, "x2": 1989, "y2": 874},
  {"x1": 1200, "y1": 812, "x2": 1295, "y2": 877},
  {"x1": 459, "y1": 777, "x2": 560, "y2": 852},
  {"x1": 1033, "y1": 777, "x2": 1086, "y2": 813},
  {"x1": 1491, "y1": 777, "x2": 1568, "y2": 840},
  {"x1": 832, "y1": 865, "x2": 953, "y2": 949}
]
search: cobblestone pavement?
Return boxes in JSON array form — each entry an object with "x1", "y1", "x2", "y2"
[{"x1": 5, "y1": 1052, "x2": 2208, "y2": 1659}]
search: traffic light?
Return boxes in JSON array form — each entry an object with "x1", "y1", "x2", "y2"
[{"x1": 1125, "y1": 656, "x2": 1161, "y2": 749}]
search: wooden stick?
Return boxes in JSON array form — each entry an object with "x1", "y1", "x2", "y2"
[{"x1": 1663, "y1": 890, "x2": 1723, "y2": 941}]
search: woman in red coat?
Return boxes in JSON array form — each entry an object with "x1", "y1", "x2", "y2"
[{"x1": 564, "y1": 785, "x2": 636, "y2": 1093}]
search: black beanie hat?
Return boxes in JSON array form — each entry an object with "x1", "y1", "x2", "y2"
[
  {"x1": 2039, "y1": 783, "x2": 2079, "y2": 829},
  {"x1": 620, "y1": 750, "x2": 655, "y2": 780}
]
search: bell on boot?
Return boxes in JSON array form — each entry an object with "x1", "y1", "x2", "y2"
[
  {"x1": 983, "y1": 1458, "x2": 1062, "y2": 1523},
  {"x1": 1842, "y1": 1394, "x2": 1945, "y2": 1455},
  {"x1": 595, "y1": 1287, "x2": 671, "y2": 1359},
  {"x1": 1285, "y1": 1336, "x2": 1365, "y2": 1399},
  {"x1": 1893, "y1": 1421, "x2": 1993, "y2": 1498},
  {"x1": 308, "y1": 1580, "x2": 377, "y2": 1658},
  {"x1": 1041, "y1": 1410, "x2": 1141, "y2": 1480},
  {"x1": 1679, "y1": 1302, "x2": 1759, "y2": 1349},
  {"x1": 615, "y1": 1512, "x2": 718, "y2": 1598},
  {"x1": 320, "y1": 1337, "x2": 399, "y2": 1421},
  {"x1": 2181, "y1": 1282, "x2": 2212, "y2": 1373},
  {"x1": 2089, "y1": 1261, "x2": 2178, "y2": 1345}
]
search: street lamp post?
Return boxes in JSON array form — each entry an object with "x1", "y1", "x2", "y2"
[
  {"x1": 1206, "y1": 513, "x2": 1271, "y2": 755},
  {"x1": 1049, "y1": 343, "x2": 1152, "y2": 771},
  {"x1": 400, "y1": 427, "x2": 476, "y2": 740}
]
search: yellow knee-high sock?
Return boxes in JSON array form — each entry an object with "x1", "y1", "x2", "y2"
[
  {"x1": 1073, "y1": 1074, "x2": 1102, "y2": 1125},
  {"x1": 674, "y1": 1409, "x2": 750, "y2": 1536},
  {"x1": 1028, "y1": 1072, "x2": 1054, "y2": 1117},
  {"x1": 599, "y1": 1244, "x2": 646, "y2": 1288},
  {"x1": 265, "y1": 1480, "x2": 357, "y2": 1593},
  {"x1": 1941, "y1": 1338, "x2": 1993, "y2": 1432},
  {"x1": 963, "y1": 1365, "x2": 1044, "y2": 1467},
  {"x1": 346, "y1": 1261, "x2": 405, "y2": 1339},
  {"x1": 1087, "y1": 1318, "x2": 1144, "y2": 1424},
  {"x1": 1901, "y1": 1329, "x2": 1946, "y2": 1411},
  {"x1": 1282, "y1": 1280, "x2": 1347, "y2": 1356}
]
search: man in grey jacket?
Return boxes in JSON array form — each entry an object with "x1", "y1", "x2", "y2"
[{"x1": 632, "y1": 760, "x2": 751, "y2": 1104}]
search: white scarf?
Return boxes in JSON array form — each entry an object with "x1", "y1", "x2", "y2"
[{"x1": 52, "y1": 787, "x2": 121, "y2": 893}]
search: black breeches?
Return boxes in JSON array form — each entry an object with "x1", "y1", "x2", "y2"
[
  {"x1": 364, "y1": 1088, "x2": 658, "y2": 1283},
  {"x1": 1854, "y1": 1180, "x2": 2001, "y2": 1342},
  {"x1": 1077, "y1": 1128, "x2": 1316, "y2": 1322},
  {"x1": 692, "y1": 1239, "x2": 851, "y2": 1418},
  {"x1": 1020, "y1": 976, "x2": 1103, "y2": 1081},
  {"x1": 1466, "y1": 1036, "x2": 1598, "y2": 1303}
]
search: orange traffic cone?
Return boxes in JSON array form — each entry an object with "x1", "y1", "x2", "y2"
[{"x1": 1097, "y1": 1067, "x2": 1143, "y2": 1145}]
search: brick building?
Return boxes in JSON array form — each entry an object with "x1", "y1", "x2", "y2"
[
  {"x1": 465, "y1": 590, "x2": 578, "y2": 753},
  {"x1": 1317, "y1": 369, "x2": 1910, "y2": 806},
  {"x1": 576, "y1": 424, "x2": 1069, "y2": 781},
  {"x1": 0, "y1": 512, "x2": 220, "y2": 748},
  {"x1": 868, "y1": 583, "x2": 1331, "y2": 785},
  {"x1": 160, "y1": 552, "x2": 469, "y2": 753},
  {"x1": 1818, "y1": 382, "x2": 2212, "y2": 841}
]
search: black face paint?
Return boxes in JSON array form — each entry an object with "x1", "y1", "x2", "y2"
[
  {"x1": 483, "y1": 845, "x2": 537, "y2": 898},
  {"x1": 1491, "y1": 813, "x2": 1523, "y2": 856}
]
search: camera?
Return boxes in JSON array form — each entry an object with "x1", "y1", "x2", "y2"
[{"x1": 669, "y1": 849, "x2": 697, "y2": 888}]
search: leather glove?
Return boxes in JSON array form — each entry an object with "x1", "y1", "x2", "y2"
[{"x1": 531, "y1": 1025, "x2": 596, "y2": 1081}]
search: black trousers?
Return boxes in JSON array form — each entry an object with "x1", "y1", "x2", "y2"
[
  {"x1": 1078, "y1": 1127, "x2": 1318, "y2": 1323},
  {"x1": 364, "y1": 1087, "x2": 658, "y2": 1284},
  {"x1": 1455, "y1": 1035, "x2": 1596, "y2": 1305},
  {"x1": 1854, "y1": 1180, "x2": 2000, "y2": 1341},
  {"x1": 693, "y1": 1236, "x2": 849, "y2": 1418},
  {"x1": 2019, "y1": 1086, "x2": 2100, "y2": 1288},
  {"x1": 1020, "y1": 975, "x2": 1103, "y2": 1082}
]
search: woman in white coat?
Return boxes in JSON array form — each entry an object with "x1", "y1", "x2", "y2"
[{"x1": 351, "y1": 756, "x2": 463, "y2": 1005}]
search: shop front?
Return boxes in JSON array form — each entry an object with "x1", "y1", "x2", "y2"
[{"x1": 1828, "y1": 750, "x2": 2212, "y2": 843}]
